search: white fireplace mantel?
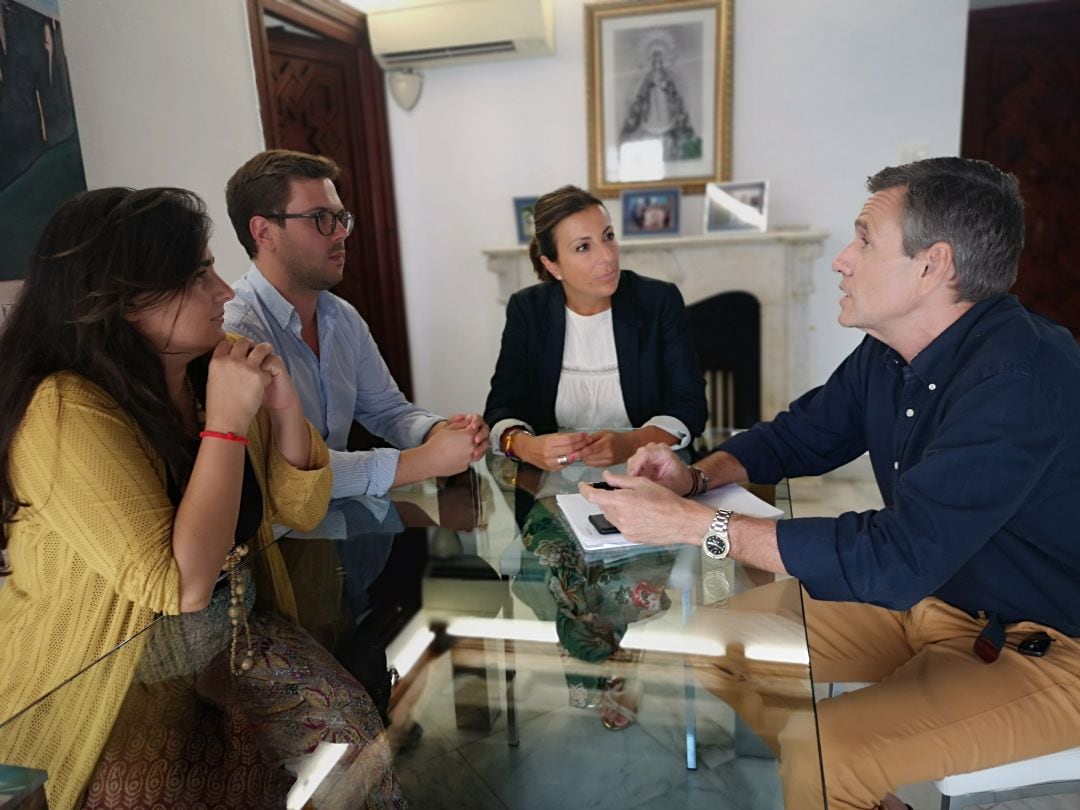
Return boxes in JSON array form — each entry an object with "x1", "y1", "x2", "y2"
[{"x1": 483, "y1": 229, "x2": 829, "y2": 420}]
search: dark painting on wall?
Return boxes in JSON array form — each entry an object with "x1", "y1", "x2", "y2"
[{"x1": 0, "y1": 0, "x2": 87, "y2": 282}]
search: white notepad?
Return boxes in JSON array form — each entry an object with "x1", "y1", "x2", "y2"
[{"x1": 555, "y1": 484, "x2": 784, "y2": 553}]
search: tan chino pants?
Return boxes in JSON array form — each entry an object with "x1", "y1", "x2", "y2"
[{"x1": 768, "y1": 581, "x2": 1080, "y2": 809}]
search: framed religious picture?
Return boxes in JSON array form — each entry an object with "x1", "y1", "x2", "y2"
[
  {"x1": 513, "y1": 196, "x2": 539, "y2": 244},
  {"x1": 585, "y1": 0, "x2": 733, "y2": 197},
  {"x1": 621, "y1": 187, "x2": 681, "y2": 237},
  {"x1": 703, "y1": 180, "x2": 769, "y2": 234}
]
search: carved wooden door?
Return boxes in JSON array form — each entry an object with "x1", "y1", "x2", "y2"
[
  {"x1": 962, "y1": 2, "x2": 1080, "y2": 337},
  {"x1": 261, "y1": 20, "x2": 413, "y2": 397}
]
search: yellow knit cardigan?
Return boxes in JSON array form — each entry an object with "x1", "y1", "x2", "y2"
[{"x1": 0, "y1": 371, "x2": 331, "y2": 809}]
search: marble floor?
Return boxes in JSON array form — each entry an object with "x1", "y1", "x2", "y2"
[
  {"x1": 384, "y1": 459, "x2": 1079, "y2": 810},
  {"x1": 389, "y1": 646, "x2": 792, "y2": 810},
  {"x1": 386, "y1": 613, "x2": 803, "y2": 807}
]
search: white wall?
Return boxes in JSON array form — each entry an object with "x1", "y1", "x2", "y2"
[
  {"x1": 733, "y1": 0, "x2": 968, "y2": 384},
  {"x1": 387, "y1": 0, "x2": 969, "y2": 416},
  {"x1": 59, "y1": 0, "x2": 264, "y2": 280},
  {"x1": 50, "y1": 0, "x2": 969, "y2": 418}
]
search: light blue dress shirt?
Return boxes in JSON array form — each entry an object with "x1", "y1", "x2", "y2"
[{"x1": 225, "y1": 265, "x2": 443, "y2": 497}]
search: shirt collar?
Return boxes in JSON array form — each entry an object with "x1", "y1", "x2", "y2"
[
  {"x1": 246, "y1": 263, "x2": 337, "y2": 335},
  {"x1": 909, "y1": 295, "x2": 1010, "y2": 382},
  {"x1": 247, "y1": 264, "x2": 299, "y2": 331}
]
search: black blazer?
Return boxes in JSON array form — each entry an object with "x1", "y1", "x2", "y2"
[{"x1": 483, "y1": 270, "x2": 707, "y2": 438}]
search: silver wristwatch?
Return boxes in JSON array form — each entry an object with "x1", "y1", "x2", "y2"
[{"x1": 702, "y1": 508, "x2": 732, "y2": 560}]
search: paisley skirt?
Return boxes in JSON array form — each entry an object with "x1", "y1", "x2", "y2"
[{"x1": 81, "y1": 611, "x2": 406, "y2": 809}]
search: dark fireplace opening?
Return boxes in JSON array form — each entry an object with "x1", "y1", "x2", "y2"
[{"x1": 687, "y1": 291, "x2": 761, "y2": 430}]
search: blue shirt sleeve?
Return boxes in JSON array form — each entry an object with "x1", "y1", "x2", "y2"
[
  {"x1": 342, "y1": 311, "x2": 442, "y2": 451},
  {"x1": 324, "y1": 300, "x2": 442, "y2": 497}
]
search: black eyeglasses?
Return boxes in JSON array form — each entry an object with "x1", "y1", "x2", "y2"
[{"x1": 262, "y1": 209, "x2": 355, "y2": 237}]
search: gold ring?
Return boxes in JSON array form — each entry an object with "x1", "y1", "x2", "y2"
[{"x1": 557, "y1": 455, "x2": 569, "y2": 466}]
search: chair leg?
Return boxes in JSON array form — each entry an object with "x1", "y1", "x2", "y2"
[{"x1": 939, "y1": 795, "x2": 951, "y2": 810}]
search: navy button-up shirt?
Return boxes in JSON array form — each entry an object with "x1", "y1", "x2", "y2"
[{"x1": 722, "y1": 295, "x2": 1080, "y2": 635}]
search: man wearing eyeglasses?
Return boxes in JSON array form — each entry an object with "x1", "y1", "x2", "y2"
[{"x1": 224, "y1": 149, "x2": 488, "y2": 498}]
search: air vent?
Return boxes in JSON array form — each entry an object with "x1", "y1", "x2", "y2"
[{"x1": 381, "y1": 40, "x2": 516, "y2": 66}]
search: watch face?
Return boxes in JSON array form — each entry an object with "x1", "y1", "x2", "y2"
[{"x1": 704, "y1": 534, "x2": 729, "y2": 560}]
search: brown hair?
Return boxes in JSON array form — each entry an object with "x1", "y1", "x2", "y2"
[
  {"x1": 225, "y1": 149, "x2": 341, "y2": 258},
  {"x1": 528, "y1": 185, "x2": 606, "y2": 282}
]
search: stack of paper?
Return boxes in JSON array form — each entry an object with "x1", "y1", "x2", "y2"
[{"x1": 555, "y1": 484, "x2": 784, "y2": 553}]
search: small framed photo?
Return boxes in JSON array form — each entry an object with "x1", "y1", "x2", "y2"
[
  {"x1": 703, "y1": 180, "x2": 768, "y2": 234},
  {"x1": 621, "y1": 187, "x2": 681, "y2": 237},
  {"x1": 513, "y1": 197, "x2": 539, "y2": 244}
]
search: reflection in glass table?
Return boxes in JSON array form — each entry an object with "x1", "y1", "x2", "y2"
[{"x1": 0, "y1": 451, "x2": 825, "y2": 809}]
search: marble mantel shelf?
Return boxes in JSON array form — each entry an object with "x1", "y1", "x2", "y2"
[
  {"x1": 483, "y1": 229, "x2": 829, "y2": 420},
  {"x1": 483, "y1": 229, "x2": 828, "y2": 257}
]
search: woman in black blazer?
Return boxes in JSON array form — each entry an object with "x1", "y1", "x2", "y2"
[{"x1": 484, "y1": 185, "x2": 706, "y2": 471}]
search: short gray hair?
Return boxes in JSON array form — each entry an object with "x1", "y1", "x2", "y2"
[{"x1": 867, "y1": 157, "x2": 1024, "y2": 302}]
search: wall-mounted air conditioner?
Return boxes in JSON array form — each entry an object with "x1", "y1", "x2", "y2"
[{"x1": 366, "y1": 0, "x2": 555, "y2": 70}]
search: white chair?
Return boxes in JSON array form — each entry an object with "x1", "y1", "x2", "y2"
[{"x1": 933, "y1": 746, "x2": 1080, "y2": 809}]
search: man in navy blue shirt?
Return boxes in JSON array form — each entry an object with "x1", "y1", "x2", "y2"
[{"x1": 583, "y1": 157, "x2": 1080, "y2": 809}]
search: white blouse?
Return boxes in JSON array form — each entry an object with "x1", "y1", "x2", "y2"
[
  {"x1": 555, "y1": 307, "x2": 631, "y2": 430},
  {"x1": 490, "y1": 306, "x2": 691, "y2": 453}
]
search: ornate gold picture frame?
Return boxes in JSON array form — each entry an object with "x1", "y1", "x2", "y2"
[{"x1": 585, "y1": 0, "x2": 733, "y2": 197}]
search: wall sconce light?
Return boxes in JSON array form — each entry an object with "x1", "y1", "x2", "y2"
[{"x1": 387, "y1": 68, "x2": 423, "y2": 111}]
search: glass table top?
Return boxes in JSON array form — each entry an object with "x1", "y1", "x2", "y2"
[{"x1": 0, "y1": 450, "x2": 825, "y2": 809}]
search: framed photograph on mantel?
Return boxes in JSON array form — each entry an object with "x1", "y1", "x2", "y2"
[
  {"x1": 703, "y1": 179, "x2": 769, "y2": 234},
  {"x1": 513, "y1": 196, "x2": 539, "y2": 244},
  {"x1": 585, "y1": 0, "x2": 733, "y2": 197},
  {"x1": 621, "y1": 187, "x2": 680, "y2": 237}
]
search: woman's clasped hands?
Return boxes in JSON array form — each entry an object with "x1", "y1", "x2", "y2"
[
  {"x1": 515, "y1": 430, "x2": 656, "y2": 471},
  {"x1": 204, "y1": 337, "x2": 299, "y2": 434},
  {"x1": 575, "y1": 430, "x2": 637, "y2": 468},
  {"x1": 513, "y1": 431, "x2": 596, "y2": 471}
]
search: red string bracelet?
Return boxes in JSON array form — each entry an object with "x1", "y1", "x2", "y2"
[{"x1": 199, "y1": 430, "x2": 249, "y2": 446}]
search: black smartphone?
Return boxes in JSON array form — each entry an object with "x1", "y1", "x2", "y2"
[
  {"x1": 1017, "y1": 631, "x2": 1053, "y2": 657},
  {"x1": 588, "y1": 513, "x2": 620, "y2": 534},
  {"x1": 590, "y1": 481, "x2": 618, "y2": 491}
]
